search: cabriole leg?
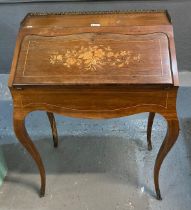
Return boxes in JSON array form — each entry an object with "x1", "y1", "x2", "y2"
[
  {"x1": 147, "y1": 112, "x2": 155, "y2": 151},
  {"x1": 13, "y1": 109, "x2": 46, "y2": 197},
  {"x1": 154, "y1": 117, "x2": 179, "y2": 200},
  {"x1": 46, "y1": 112, "x2": 59, "y2": 147}
]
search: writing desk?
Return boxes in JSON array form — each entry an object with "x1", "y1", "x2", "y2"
[{"x1": 9, "y1": 11, "x2": 179, "y2": 200}]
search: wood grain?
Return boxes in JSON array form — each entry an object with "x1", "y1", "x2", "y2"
[{"x1": 13, "y1": 33, "x2": 172, "y2": 85}]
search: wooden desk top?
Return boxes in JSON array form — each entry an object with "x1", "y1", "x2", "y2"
[
  {"x1": 9, "y1": 10, "x2": 178, "y2": 87},
  {"x1": 21, "y1": 10, "x2": 171, "y2": 28}
]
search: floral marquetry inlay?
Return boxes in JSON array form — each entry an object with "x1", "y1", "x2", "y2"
[{"x1": 49, "y1": 45, "x2": 141, "y2": 71}]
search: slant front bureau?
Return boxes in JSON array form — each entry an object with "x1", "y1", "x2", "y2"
[{"x1": 8, "y1": 11, "x2": 180, "y2": 200}]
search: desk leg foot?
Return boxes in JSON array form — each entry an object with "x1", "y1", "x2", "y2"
[
  {"x1": 147, "y1": 112, "x2": 155, "y2": 151},
  {"x1": 156, "y1": 189, "x2": 162, "y2": 200},
  {"x1": 14, "y1": 110, "x2": 46, "y2": 197},
  {"x1": 154, "y1": 117, "x2": 179, "y2": 200},
  {"x1": 40, "y1": 187, "x2": 45, "y2": 197},
  {"x1": 47, "y1": 112, "x2": 59, "y2": 148}
]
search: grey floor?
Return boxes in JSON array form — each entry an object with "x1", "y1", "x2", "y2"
[{"x1": 0, "y1": 74, "x2": 191, "y2": 210}]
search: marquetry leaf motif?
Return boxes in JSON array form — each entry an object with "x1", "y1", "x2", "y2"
[{"x1": 49, "y1": 45, "x2": 141, "y2": 71}]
